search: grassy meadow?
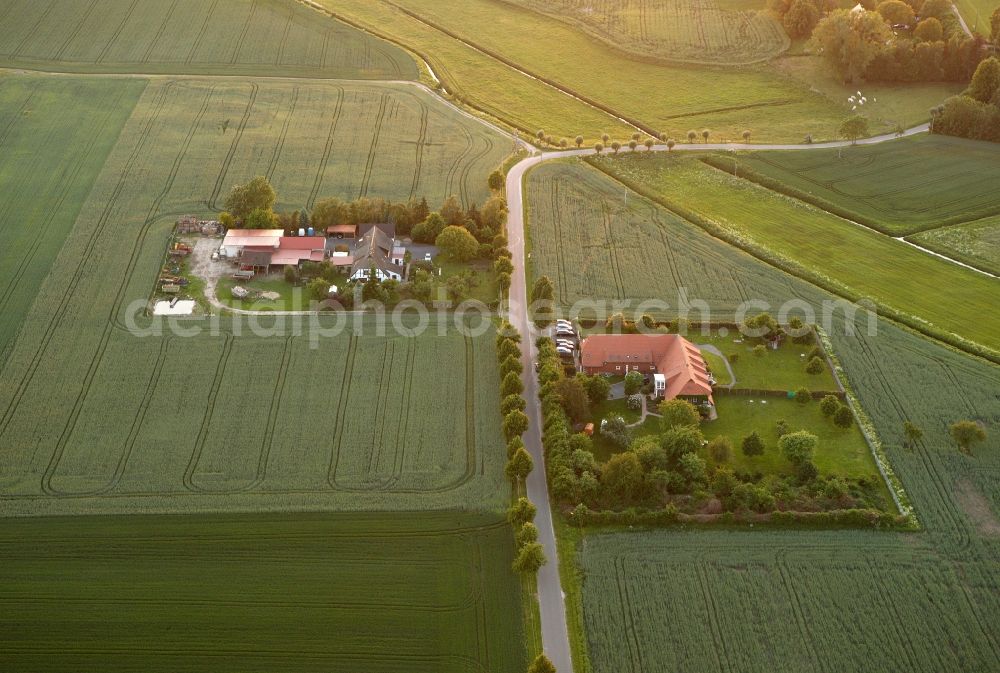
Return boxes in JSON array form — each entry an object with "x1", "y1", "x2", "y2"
[
  {"x1": 314, "y1": 0, "x2": 636, "y2": 142},
  {"x1": 910, "y1": 215, "x2": 1000, "y2": 276},
  {"x1": 0, "y1": 511, "x2": 527, "y2": 672},
  {"x1": 507, "y1": 0, "x2": 789, "y2": 65},
  {"x1": 0, "y1": 74, "x2": 144, "y2": 362},
  {"x1": 0, "y1": 0, "x2": 417, "y2": 79},
  {"x1": 733, "y1": 135, "x2": 1000, "y2": 235},
  {"x1": 322, "y1": 0, "x2": 849, "y2": 143},
  {"x1": 587, "y1": 153, "x2": 1000, "y2": 358}
]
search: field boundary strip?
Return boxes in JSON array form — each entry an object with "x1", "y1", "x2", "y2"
[
  {"x1": 579, "y1": 156, "x2": 1000, "y2": 365},
  {"x1": 700, "y1": 155, "x2": 1000, "y2": 237}
]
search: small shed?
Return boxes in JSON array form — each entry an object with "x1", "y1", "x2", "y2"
[
  {"x1": 326, "y1": 224, "x2": 358, "y2": 239},
  {"x1": 241, "y1": 249, "x2": 273, "y2": 272}
]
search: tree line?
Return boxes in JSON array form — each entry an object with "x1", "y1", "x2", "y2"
[{"x1": 770, "y1": 0, "x2": 994, "y2": 84}]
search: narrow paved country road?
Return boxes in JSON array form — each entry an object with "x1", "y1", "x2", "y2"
[{"x1": 504, "y1": 121, "x2": 946, "y2": 672}]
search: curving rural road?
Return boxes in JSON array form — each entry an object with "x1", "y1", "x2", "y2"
[{"x1": 504, "y1": 120, "x2": 947, "y2": 672}]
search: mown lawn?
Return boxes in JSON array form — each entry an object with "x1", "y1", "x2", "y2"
[
  {"x1": 0, "y1": 512, "x2": 527, "y2": 673},
  {"x1": 697, "y1": 332, "x2": 839, "y2": 392},
  {"x1": 704, "y1": 396, "x2": 877, "y2": 480}
]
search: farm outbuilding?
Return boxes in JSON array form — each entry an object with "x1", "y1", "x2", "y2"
[{"x1": 220, "y1": 229, "x2": 283, "y2": 258}]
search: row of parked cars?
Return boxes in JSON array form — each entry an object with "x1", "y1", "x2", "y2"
[{"x1": 554, "y1": 320, "x2": 577, "y2": 360}]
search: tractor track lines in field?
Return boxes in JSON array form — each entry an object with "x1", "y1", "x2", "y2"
[
  {"x1": 0, "y1": 82, "x2": 172, "y2": 439},
  {"x1": 460, "y1": 134, "x2": 496, "y2": 207},
  {"x1": 612, "y1": 558, "x2": 644, "y2": 673},
  {"x1": 306, "y1": 85, "x2": 345, "y2": 210},
  {"x1": 773, "y1": 553, "x2": 824, "y2": 672},
  {"x1": 94, "y1": 0, "x2": 139, "y2": 65},
  {"x1": 265, "y1": 86, "x2": 299, "y2": 182},
  {"x1": 10, "y1": 0, "x2": 57, "y2": 60},
  {"x1": 231, "y1": 0, "x2": 260, "y2": 65},
  {"x1": 43, "y1": 87, "x2": 216, "y2": 497},
  {"x1": 863, "y1": 558, "x2": 926, "y2": 673},
  {"x1": 652, "y1": 210, "x2": 685, "y2": 292},
  {"x1": 695, "y1": 562, "x2": 734, "y2": 673},
  {"x1": 389, "y1": 337, "x2": 417, "y2": 486},
  {"x1": 408, "y1": 102, "x2": 429, "y2": 200},
  {"x1": 183, "y1": 335, "x2": 234, "y2": 493},
  {"x1": 0, "y1": 84, "x2": 39, "y2": 149},
  {"x1": 548, "y1": 179, "x2": 570, "y2": 305},
  {"x1": 602, "y1": 202, "x2": 626, "y2": 301},
  {"x1": 327, "y1": 334, "x2": 358, "y2": 489},
  {"x1": 358, "y1": 94, "x2": 389, "y2": 199},
  {"x1": 366, "y1": 341, "x2": 394, "y2": 478},
  {"x1": 275, "y1": 2, "x2": 295, "y2": 66},
  {"x1": 208, "y1": 83, "x2": 259, "y2": 211},
  {"x1": 185, "y1": 0, "x2": 220, "y2": 65},
  {"x1": 53, "y1": 0, "x2": 101, "y2": 62},
  {"x1": 246, "y1": 335, "x2": 295, "y2": 492},
  {"x1": 140, "y1": 0, "x2": 180, "y2": 65},
  {"x1": 445, "y1": 125, "x2": 475, "y2": 204}
]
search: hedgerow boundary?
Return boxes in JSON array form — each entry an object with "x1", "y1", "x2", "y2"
[{"x1": 583, "y1": 156, "x2": 1000, "y2": 366}]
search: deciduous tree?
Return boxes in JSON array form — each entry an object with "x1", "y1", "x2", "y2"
[
  {"x1": 658, "y1": 398, "x2": 701, "y2": 430},
  {"x1": 224, "y1": 176, "x2": 276, "y2": 220},
  {"x1": 505, "y1": 445, "x2": 534, "y2": 479},
  {"x1": 812, "y1": 9, "x2": 894, "y2": 83},
  {"x1": 779, "y1": 430, "x2": 818, "y2": 465},
  {"x1": 950, "y1": 420, "x2": 986, "y2": 454},
  {"x1": 513, "y1": 542, "x2": 546, "y2": 573},
  {"x1": 435, "y1": 225, "x2": 479, "y2": 261}
]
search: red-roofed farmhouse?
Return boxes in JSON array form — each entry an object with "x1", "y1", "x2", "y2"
[{"x1": 580, "y1": 334, "x2": 714, "y2": 404}]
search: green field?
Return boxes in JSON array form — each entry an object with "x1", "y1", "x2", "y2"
[
  {"x1": 532, "y1": 154, "x2": 1000, "y2": 673},
  {"x1": 910, "y1": 215, "x2": 1000, "y2": 276},
  {"x1": 323, "y1": 0, "x2": 848, "y2": 143},
  {"x1": 509, "y1": 0, "x2": 789, "y2": 65},
  {"x1": 315, "y1": 0, "x2": 636, "y2": 141},
  {"x1": 0, "y1": 74, "x2": 144, "y2": 362},
  {"x1": 579, "y1": 526, "x2": 1000, "y2": 673},
  {"x1": 525, "y1": 160, "x2": 805, "y2": 313},
  {"x1": 733, "y1": 135, "x2": 1000, "y2": 235},
  {"x1": 586, "y1": 153, "x2": 1000, "y2": 358},
  {"x1": 0, "y1": 0, "x2": 417, "y2": 79},
  {"x1": 953, "y1": 0, "x2": 997, "y2": 32},
  {"x1": 0, "y1": 511, "x2": 527, "y2": 672},
  {"x1": 0, "y1": 75, "x2": 513, "y2": 516}
]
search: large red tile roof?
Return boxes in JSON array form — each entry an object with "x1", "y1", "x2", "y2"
[{"x1": 581, "y1": 333, "x2": 713, "y2": 401}]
